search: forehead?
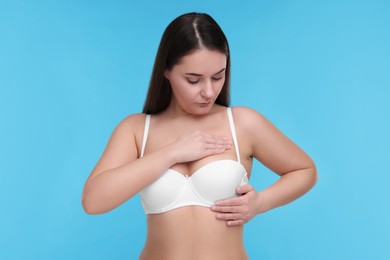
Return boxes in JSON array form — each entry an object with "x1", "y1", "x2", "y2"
[{"x1": 174, "y1": 49, "x2": 227, "y2": 74}]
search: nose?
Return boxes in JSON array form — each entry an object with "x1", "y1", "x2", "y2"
[{"x1": 200, "y1": 80, "x2": 214, "y2": 99}]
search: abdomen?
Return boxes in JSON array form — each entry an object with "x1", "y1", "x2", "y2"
[{"x1": 139, "y1": 206, "x2": 248, "y2": 260}]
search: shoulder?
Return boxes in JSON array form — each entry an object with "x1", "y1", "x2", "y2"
[
  {"x1": 112, "y1": 113, "x2": 148, "y2": 138},
  {"x1": 116, "y1": 113, "x2": 147, "y2": 129},
  {"x1": 107, "y1": 113, "x2": 148, "y2": 156},
  {"x1": 228, "y1": 106, "x2": 273, "y2": 158},
  {"x1": 230, "y1": 106, "x2": 268, "y2": 129},
  {"x1": 229, "y1": 106, "x2": 279, "y2": 143}
]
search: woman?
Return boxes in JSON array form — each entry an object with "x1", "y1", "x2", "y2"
[{"x1": 81, "y1": 12, "x2": 318, "y2": 259}]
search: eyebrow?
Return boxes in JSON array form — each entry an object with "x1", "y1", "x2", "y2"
[{"x1": 185, "y1": 68, "x2": 226, "y2": 77}]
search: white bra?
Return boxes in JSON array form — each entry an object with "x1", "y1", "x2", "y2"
[{"x1": 139, "y1": 107, "x2": 249, "y2": 214}]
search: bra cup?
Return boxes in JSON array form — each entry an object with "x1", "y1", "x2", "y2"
[
  {"x1": 140, "y1": 169, "x2": 185, "y2": 210},
  {"x1": 191, "y1": 160, "x2": 247, "y2": 204},
  {"x1": 241, "y1": 175, "x2": 249, "y2": 186}
]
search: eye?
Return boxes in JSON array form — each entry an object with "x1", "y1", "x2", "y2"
[
  {"x1": 212, "y1": 77, "x2": 222, "y2": 81},
  {"x1": 187, "y1": 79, "x2": 200, "y2": 84}
]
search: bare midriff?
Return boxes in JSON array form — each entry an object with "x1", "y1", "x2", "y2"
[{"x1": 139, "y1": 206, "x2": 248, "y2": 260}]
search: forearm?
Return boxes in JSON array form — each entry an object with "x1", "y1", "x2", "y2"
[
  {"x1": 257, "y1": 166, "x2": 318, "y2": 214},
  {"x1": 82, "y1": 145, "x2": 177, "y2": 214}
]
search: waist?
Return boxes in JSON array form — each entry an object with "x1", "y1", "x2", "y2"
[{"x1": 140, "y1": 207, "x2": 247, "y2": 260}]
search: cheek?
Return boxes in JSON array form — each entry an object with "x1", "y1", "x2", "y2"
[
  {"x1": 215, "y1": 79, "x2": 225, "y2": 93},
  {"x1": 171, "y1": 79, "x2": 196, "y2": 99}
]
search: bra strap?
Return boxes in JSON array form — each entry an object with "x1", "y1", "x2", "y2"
[
  {"x1": 140, "y1": 114, "x2": 151, "y2": 158},
  {"x1": 227, "y1": 107, "x2": 241, "y2": 163}
]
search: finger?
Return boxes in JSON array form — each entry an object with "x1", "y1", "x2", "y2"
[
  {"x1": 204, "y1": 143, "x2": 231, "y2": 150},
  {"x1": 204, "y1": 136, "x2": 231, "y2": 146},
  {"x1": 214, "y1": 197, "x2": 243, "y2": 206},
  {"x1": 192, "y1": 132, "x2": 228, "y2": 143},
  {"x1": 227, "y1": 220, "x2": 245, "y2": 226},
  {"x1": 212, "y1": 135, "x2": 229, "y2": 141},
  {"x1": 215, "y1": 212, "x2": 242, "y2": 220},
  {"x1": 201, "y1": 133, "x2": 229, "y2": 141},
  {"x1": 216, "y1": 135, "x2": 231, "y2": 144},
  {"x1": 211, "y1": 205, "x2": 243, "y2": 213},
  {"x1": 236, "y1": 184, "x2": 254, "y2": 195}
]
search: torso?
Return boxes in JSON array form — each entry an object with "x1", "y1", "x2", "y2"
[
  {"x1": 140, "y1": 208, "x2": 247, "y2": 260},
  {"x1": 136, "y1": 105, "x2": 253, "y2": 260}
]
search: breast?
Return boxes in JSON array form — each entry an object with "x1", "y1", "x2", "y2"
[
  {"x1": 140, "y1": 159, "x2": 249, "y2": 214},
  {"x1": 191, "y1": 159, "x2": 248, "y2": 203}
]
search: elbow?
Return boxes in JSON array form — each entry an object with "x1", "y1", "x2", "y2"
[
  {"x1": 81, "y1": 197, "x2": 110, "y2": 215},
  {"x1": 81, "y1": 185, "x2": 96, "y2": 214},
  {"x1": 81, "y1": 190, "x2": 109, "y2": 215},
  {"x1": 81, "y1": 195, "x2": 98, "y2": 215},
  {"x1": 81, "y1": 180, "x2": 109, "y2": 215},
  {"x1": 308, "y1": 161, "x2": 319, "y2": 188},
  {"x1": 82, "y1": 198, "x2": 97, "y2": 215}
]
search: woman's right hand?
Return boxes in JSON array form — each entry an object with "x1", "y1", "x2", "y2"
[{"x1": 169, "y1": 131, "x2": 232, "y2": 163}]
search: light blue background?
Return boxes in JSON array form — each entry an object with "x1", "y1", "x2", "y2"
[{"x1": 1, "y1": 0, "x2": 389, "y2": 259}]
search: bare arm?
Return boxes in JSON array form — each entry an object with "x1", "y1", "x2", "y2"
[
  {"x1": 81, "y1": 114, "x2": 231, "y2": 215},
  {"x1": 211, "y1": 107, "x2": 318, "y2": 225},
  {"x1": 246, "y1": 108, "x2": 318, "y2": 213}
]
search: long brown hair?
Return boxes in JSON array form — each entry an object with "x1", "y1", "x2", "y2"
[{"x1": 142, "y1": 12, "x2": 231, "y2": 114}]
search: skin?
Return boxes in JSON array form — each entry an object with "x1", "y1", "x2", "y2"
[{"x1": 81, "y1": 48, "x2": 318, "y2": 260}]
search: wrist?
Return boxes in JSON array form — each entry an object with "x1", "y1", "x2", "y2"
[
  {"x1": 256, "y1": 191, "x2": 271, "y2": 214},
  {"x1": 159, "y1": 143, "x2": 180, "y2": 166}
]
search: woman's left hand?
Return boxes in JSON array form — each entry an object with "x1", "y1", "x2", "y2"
[{"x1": 210, "y1": 184, "x2": 264, "y2": 226}]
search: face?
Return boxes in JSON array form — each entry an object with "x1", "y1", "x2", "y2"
[{"x1": 164, "y1": 48, "x2": 227, "y2": 115}]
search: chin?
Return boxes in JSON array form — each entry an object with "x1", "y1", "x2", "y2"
[
  {"x1": 180, "y1": 103, "x2": 215, "y2": 116},
  {"x1": 192, "y1": 106, "x2": 213, "y2": 115}
]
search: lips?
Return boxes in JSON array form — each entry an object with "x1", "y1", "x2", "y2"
[{"x1": 198, "y1": 102, "x2": 211, "y2": 107}]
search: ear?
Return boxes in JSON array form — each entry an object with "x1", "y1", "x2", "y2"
[{"x1": 164, "y1": 70, "x2": 171, "y2": 80}]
